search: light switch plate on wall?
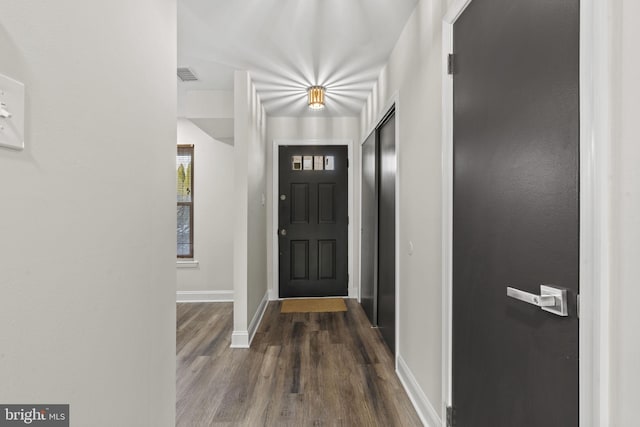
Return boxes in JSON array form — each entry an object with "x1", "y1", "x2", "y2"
[{"x1": 0, "y1": 73, "x2": 25, "y2": 151}]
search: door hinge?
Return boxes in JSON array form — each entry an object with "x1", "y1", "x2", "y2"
[
  {"x1": 347, "y1": 216, "x2": 350, "y2": 225},
  {"x1": 446, "y1": 406, "x2": 456, "y2": 427},
  {"x1": 347, "y1": 158, "x2": 350, "y2": 168},
  {"x1": 447, "y1": 53, "x2": 456, "y2": 75},
  {"x1": 577, "y1": 293, "x2": 580, "y2": 319}
]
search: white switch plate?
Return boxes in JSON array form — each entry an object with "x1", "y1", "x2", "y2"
[{"x1": 0, "y1": 73, "x2": 25, "y2": 151}]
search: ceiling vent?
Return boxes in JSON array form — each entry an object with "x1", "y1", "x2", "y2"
[{"x1": 177, "y1": 67, "x2": 198, "y2": 82}]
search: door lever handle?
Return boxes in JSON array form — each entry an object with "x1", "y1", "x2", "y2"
[
  {"x1": 507, "y1": 285, "x2": 569, "y2": 317},
  {"x1": 506, "y1": 287, "x2": 555, "y2": 307}
]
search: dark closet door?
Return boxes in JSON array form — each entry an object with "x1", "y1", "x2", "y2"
[
  {"x1": 279, "y1": 145, "x2": 349, "y2": 298},
  {"x1": 452, "y1": 0, "x2": 580, "y2": 425},
  {"x1": 377, "y1": 112, "x2": 396, "y2": 354},
  {"x1": 360, "y1": 131, "x2": 377, "y2": 324}
]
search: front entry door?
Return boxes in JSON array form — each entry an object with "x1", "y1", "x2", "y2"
[
  {"x1": 452, "y1": 0, "x2": 580, "y2": 426},
  {"x1": 278, "y1": 145, "x2": 348, "y2": 298}
]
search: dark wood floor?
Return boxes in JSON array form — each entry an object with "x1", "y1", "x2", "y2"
[{"x1": 176, "y1": 299, "x2": 422, "y2": 426}]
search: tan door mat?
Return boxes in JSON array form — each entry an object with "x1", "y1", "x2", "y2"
[{"x1": 280, "y1": 298, "x2": 347, "y2": 313}]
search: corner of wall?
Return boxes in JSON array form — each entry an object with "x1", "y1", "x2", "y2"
[
  {"x1": 230, "y1": 331, "x2": 249, "y2": 348},
  {"x1": 233, "y1": 70, "x2": 250, "y2": 336},
  {"x1": 397, "y1": 355, "x2": 442, "y2": 427},
  {"x1": 232, "y1": 70, "x2": 269, "y2": 344},
  {"x1": 248, "y1": 291, "x2": 269, "y2": 345}
]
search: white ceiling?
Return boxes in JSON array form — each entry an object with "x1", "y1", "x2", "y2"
[{"x1": 178, "y1": 0, "x2": 419, "y2": 117}]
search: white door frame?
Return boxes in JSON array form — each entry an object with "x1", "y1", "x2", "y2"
[
  {"x1": 271, "y1": 139, "x2": 356, "y2": 300},
  {"x1": 441, "y1": 0, "x2": 611, "y2": 426}
]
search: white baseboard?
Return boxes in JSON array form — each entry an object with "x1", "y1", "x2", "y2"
[
  {"x1": 397, "y1": 355, "x2": 442, "y2": 427},
  {"x1": 176, "y1": 290, "x2": 234, "y2": 303},
  {"x1": 229, "y1": 291, "x2": 269, "y2": 349},
  {"x1": 248, "y1": 291, "x2": 269, "y2": 345},
  {"x1": 269, "y1": 288, "x2": 279, "y2": 300},
  {"x1": 230, "y1": 331, "x2": 249, "y2": 348}
]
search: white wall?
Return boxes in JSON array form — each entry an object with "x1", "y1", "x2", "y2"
[
  {"x1": 266, "y1": 117, "x2": 361, "y2": 299},
  {"x1": 610, "y1": 0, "x2": 640, "y2": 424},
  {"x1": 246, "y1": 80, "x2": 268, "y2": 325},
  {"x1": 232, "y1": 71, "x2": 268, "y2": 347},
  {"x1": 178, "y1": 89, "x2": 234, "y2": 119},
  {"x1": 0, "y1": 1, "x2": 176, "y2": 426},
  {"x1": 360, "y1": 0, "x2": 446, "y2": 423},
  {"x1": 176, "y1": 119, "x2": 234, "y2": 300},
  {"x1": 267, "y1": 117, "x2": 360, "y2": 141}
]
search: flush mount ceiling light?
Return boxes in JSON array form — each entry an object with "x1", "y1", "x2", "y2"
[{"x1": 307, "y1": 86, "x2": 326, "y2": 110}]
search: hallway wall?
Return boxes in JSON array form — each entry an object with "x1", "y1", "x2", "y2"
[
  {"x1": 266, "y1": 117, "x2": 360, "y2": 299},
  {"x1": 232, "y1": 71, "x2": 268, "y2": 346},
  {"x1": 360, "y1": 0, "x2": 448, "y2": 423},
  {"x1": 178, "y1": 89, "x2": 234, "y2": 119},
  {"x1": 610, "y1": 0, "x2": 640, "y2": 424},
  {"x1": 176, "y1": 119, "x2": 234, "y2": 300},
  {"x1": 0, "y1": 1, "x2": 177, "y2": 426}
]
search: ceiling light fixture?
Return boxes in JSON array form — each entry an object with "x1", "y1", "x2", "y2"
[{"x1": 307, "y1": 86, "x2": 326, "y2": 110}]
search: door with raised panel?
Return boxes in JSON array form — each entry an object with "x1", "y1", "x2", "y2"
[{"x1": 278, "y1": 145, "x2": 348, "y2": 298}]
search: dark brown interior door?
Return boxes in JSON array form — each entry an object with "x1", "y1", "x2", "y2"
[
  {"x1": 279, "y1": 145, "x2": 348, "y2": 298},
  {"x1": 377, "y1": 112, "x2": 396, "y2": 354},
  {"x1": 452, "y1": 0, "x2": 580, "y2": 426},
  {"x1": 360, "y1": 131, "x2": 377, "y2": 324}
]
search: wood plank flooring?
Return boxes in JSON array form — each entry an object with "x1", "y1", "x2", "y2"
[{"x1": 176, "y1": 299, "x2": 422, "y2": 426}]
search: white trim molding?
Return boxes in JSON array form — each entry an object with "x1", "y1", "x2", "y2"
[
  {"x1": 248, "y1": 291, "x2": 269, "y2": 345},
  {"x1": 441, "y1": 0, "x2": 610, "y2": 425},
  {"x1": 231, "y1": 291, "x2": 270, "y2": 349},
  {"x1": 271, "y1": 139, "x2": 355, "y2": 300},
  {"x1": 397, "y1": 355, "x2": 441, "y2": 427},
  {"x1": 176, "y1": 260, "x2": 199, "y2": 268},
  {"x1": 230, "y1": 331, "x2": 249, "y2": 348},
  {"x1": 579, "y1": 0, "x2": 611, "y2": 424},
  {"x1": 176, "y1": 290, "x2": 233, "y2": 303},
  {"x1": 348, "y1": 286, "x2": 358, "y2": 298}
]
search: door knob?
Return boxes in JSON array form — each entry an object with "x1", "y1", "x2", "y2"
[
  {"x1": 280, "y1": 229, "x2": 287, "y2": 236},
  {"x1": 506, "y1": 285, "x2": 569, "y2": 317}
]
